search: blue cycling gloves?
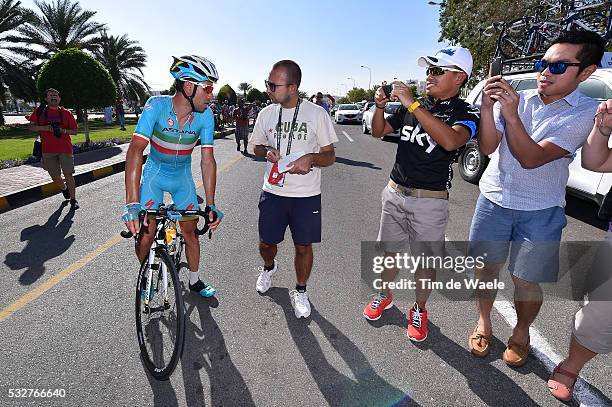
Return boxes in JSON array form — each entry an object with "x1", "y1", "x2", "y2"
[
  {"x1": 122, "y1": 203, "x2": 142, "y2": 222},
  {"x1": 207, "y1": 204, "x2": 224, "y2": 221}
]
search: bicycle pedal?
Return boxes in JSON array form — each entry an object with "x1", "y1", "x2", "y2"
[{"x1": 163, "y1": 299, "x2": 170, "y2": 310}]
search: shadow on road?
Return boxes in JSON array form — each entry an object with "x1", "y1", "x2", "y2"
[
  {"x1": 411, "y1": 321, "x2": 544, "y2": 406},
  {"x1": 335, "y1": 157, "x2": 382, "y2": 170},
  {"x1": 565, "y1": 195, "x2": 608, "y2": 231},
  {"x1": 145, "y1": 366, "x2": 180, "y2": 407},
  {"x1": 180, "y1": 291, "x2": 256, "y2": 407},
  {"x1": 4, "y1": 201, "x2": 75, "y2": 285},
  {"x1": 244, "y1": 151, "x2": 266, "y2": 162},
  {"x1": 266, "y1": 287, "x2": 418, "y2": 407}
]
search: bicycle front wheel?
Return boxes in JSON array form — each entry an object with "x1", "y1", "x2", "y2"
[{"x1": 135, "y1": 249, "x2": 185, "y2": 380}]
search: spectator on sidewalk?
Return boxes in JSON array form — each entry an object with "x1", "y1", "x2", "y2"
[
  {"x1": 546, "y1": 99, "x2": 612, "y2": 402},
  {"x1": 233, "y1": 101, "x2": 250, "y2": 153},
  {"x1": 103, "y1": 106, "x2": 113, "y2": 125},
  {"x1": 467, "y1": 30, "x2": 604, "y2": 367},
  {"x1": 115, "y1": 98, "x2": 126, "y2": 130},
  {"x1": 133, "y1": 102, "x2": 141, "y2": 119},
  {"x1": 221, "y1": 101, "x2": 230, "y2": 127},
  {"x1": 28, "y1": 88, "x2": 79, "y2": 210},
  {"x1": 309, "y1": 92, "x2": 335, "y2": 113}
]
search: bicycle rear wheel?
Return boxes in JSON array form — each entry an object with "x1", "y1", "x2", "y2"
[{"x1": 135, "y1": 249, "x2": 185, "y2": 380}]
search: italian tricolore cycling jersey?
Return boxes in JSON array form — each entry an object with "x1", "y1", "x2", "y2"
[{"x1": 132, "y1": 96, "x2": 214, "y2": 210}]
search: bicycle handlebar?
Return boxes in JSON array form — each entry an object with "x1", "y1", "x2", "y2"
[{"x1": 121, "y1": 206, "x2": 218, "y2": 239}]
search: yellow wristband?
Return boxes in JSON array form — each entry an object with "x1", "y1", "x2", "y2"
[{"x1": 408, "y1": 101, "x2": 421, "y2": 113}]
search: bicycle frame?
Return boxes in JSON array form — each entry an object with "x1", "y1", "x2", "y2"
[{"x1": 142, "y1": 220, "x2": 171, "y2": 312}]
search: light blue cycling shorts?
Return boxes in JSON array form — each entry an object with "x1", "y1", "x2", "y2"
[{"x1": 139, "y1": 161, "x2": 199, "y2": 211}]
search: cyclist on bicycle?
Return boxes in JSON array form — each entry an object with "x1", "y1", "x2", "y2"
[{"x1": 123, "y1": 55, "x2": 223, "y2": 297}]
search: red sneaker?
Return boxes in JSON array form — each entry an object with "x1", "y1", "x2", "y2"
[
  {"x1": 363, "y1": 293, "x2": 393, "y2": 321},
  {"x1": 407, "y1": 302, "x2": 428, "y2": 342}
]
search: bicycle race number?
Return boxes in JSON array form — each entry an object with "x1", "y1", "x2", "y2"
[{"x1": 8, "y1": 388, "x2": 66, "y2": 398}]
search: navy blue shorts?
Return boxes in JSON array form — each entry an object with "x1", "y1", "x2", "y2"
[{"x1": 258, "y1": 191, "x2": 322, "y2": 245}]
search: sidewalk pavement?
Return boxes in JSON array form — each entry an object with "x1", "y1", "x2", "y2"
[{"x1": 0, "y1": 128, "x2": 235, "y2": 213}]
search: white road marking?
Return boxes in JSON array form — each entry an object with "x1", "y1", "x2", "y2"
[
  {"x1": 342, "y1": 131, "x2": 354, "y2": 143},
  {"x1": 493, "y1": 299, "x2": 604, "y2": 407},
  {"x1": 443, "y1": 237, "x2": 606, "y2": 406}
]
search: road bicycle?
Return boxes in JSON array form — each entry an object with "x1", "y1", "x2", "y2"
[
  {"x1": 484, "y1": 0, "x2": 611, "y2": 63},
  {"x1": 121, "y1": 205, "x2": 215, "y2": 380}
]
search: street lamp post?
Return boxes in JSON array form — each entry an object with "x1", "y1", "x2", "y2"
[
  {"x1": 347, "y1": 77, "x2": 356, "y2": 89},
  {"x1": 360, "y1": 65, "x2": 371, "y2": 90}
]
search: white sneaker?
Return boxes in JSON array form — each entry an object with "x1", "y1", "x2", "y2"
[
  {"x1": 256, "y1": 262, "x2": 277, "y2": 294},
  {"x1": 289, "y1": 289, "x2": 311, "y2": 319}
]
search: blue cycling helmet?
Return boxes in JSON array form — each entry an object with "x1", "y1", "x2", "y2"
[{"x1": 170, "y1": 55, "x2": 219, "y2": 84}]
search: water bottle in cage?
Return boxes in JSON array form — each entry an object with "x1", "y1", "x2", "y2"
[{"x1": 166, "y1": 223, "x2": 177, "y2": 255}]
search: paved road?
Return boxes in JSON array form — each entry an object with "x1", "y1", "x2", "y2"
[{"x1": 0, "y1": 123, "x2": 610, "y2": 406}]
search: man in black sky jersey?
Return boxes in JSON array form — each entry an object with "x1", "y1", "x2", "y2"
[{"x1": 362, "y1": 46, "x2": 479, "y2": 343}]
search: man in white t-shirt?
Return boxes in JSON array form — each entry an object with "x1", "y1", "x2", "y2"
[{"x1": 249, "y1": 60, "x2": 338, "y2": 318}]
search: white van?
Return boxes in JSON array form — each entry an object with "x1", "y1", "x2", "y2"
[{"x1": 460, "y1": 68, "x2": 612, "y2": 209}]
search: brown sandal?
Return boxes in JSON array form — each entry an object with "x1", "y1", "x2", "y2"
[
  {"x1": 468, "y1": 326, "x2": 492, "y2": 357},
  {"x1": 547, "y1": 363, "x2": 578, "y2": 402},
  {"x1": 503, "y1": 337, "x2": 530, "y2": 367}
]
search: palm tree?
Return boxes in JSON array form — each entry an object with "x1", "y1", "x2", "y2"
[
  {"x1": 238, "y1": 82, "x2": 252, "y2": 101},
  {"x1": 8, "y1": 0, "x2": 105, "y2": 61},
  {"x1": 93, "y1": 31, "x2": 149, "y2": 104},
  {"x1": 0, "y1": 0, "x2": 33, "y2": 124}
]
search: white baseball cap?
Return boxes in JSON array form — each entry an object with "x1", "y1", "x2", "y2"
[{"x1": 418, "y1": 46, "x2": 473, "y2": 77}]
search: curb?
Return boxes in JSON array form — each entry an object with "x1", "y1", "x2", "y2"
[
  {"x1": 0, "y1": 128, "x2": 235, "y2": 214},
  {"x1": 0, "y1": 158, "x2": 143, "y2": 214}
]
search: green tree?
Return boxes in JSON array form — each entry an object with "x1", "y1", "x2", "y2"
[
  {"x1": 0, "y1": 0, "x2": 34, "y2": 124},
  {"x1": 8, "y1": 0, "x2": 105, "y2": 60},
  {"x1": 160, "y1": 82, "x2": 176, "y2": 95},
  {"x1": 237, "y1": 82, "x2": 252, "y2": 100},
  {"x1": 216, "y1": 84, "x2": 237, "y2": 104},
  {"x1": 37, "y1": 48, "x2": 117, "y2": 144},
  {"x1": 93, "y1": 31, "x2": 149, "y2": 104},
  {"x1": 365, "y1": 85, "x2": 380, "y2": 101},
  {"x1": 347, "y1": 87, "x2": 367, "y2": 103},
  {"x1": 337, "y1": 96, "x2": 350, "y2": 104},
  {"x1": 246, "y1": 87, "x2": 265, "y2": 103},
  {"x1": 437, "y1": 0, "x2": 533, "y2": 85},
  {"x1": 298, "y1": 90, "x2": 308, "y2": 99}
]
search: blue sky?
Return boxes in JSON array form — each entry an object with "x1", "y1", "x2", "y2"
[{"x1": 19, "y1": 0, "x2": 449, "y2": 96}]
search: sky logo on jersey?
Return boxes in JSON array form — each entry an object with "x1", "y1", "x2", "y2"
[{"x1": 168, "y1": 118, "x2": 174, "y2": 126}]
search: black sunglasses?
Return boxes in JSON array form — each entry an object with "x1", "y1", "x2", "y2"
[
  {"x1": 534, "y1": 60, "x2": 582, "y2": 75},
  {"x1": 425, "y1": 66, "x2": 463, "y2": 77},
  {"x1": 265, "y1": 80, "x2": 292, "y2": 92}
]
